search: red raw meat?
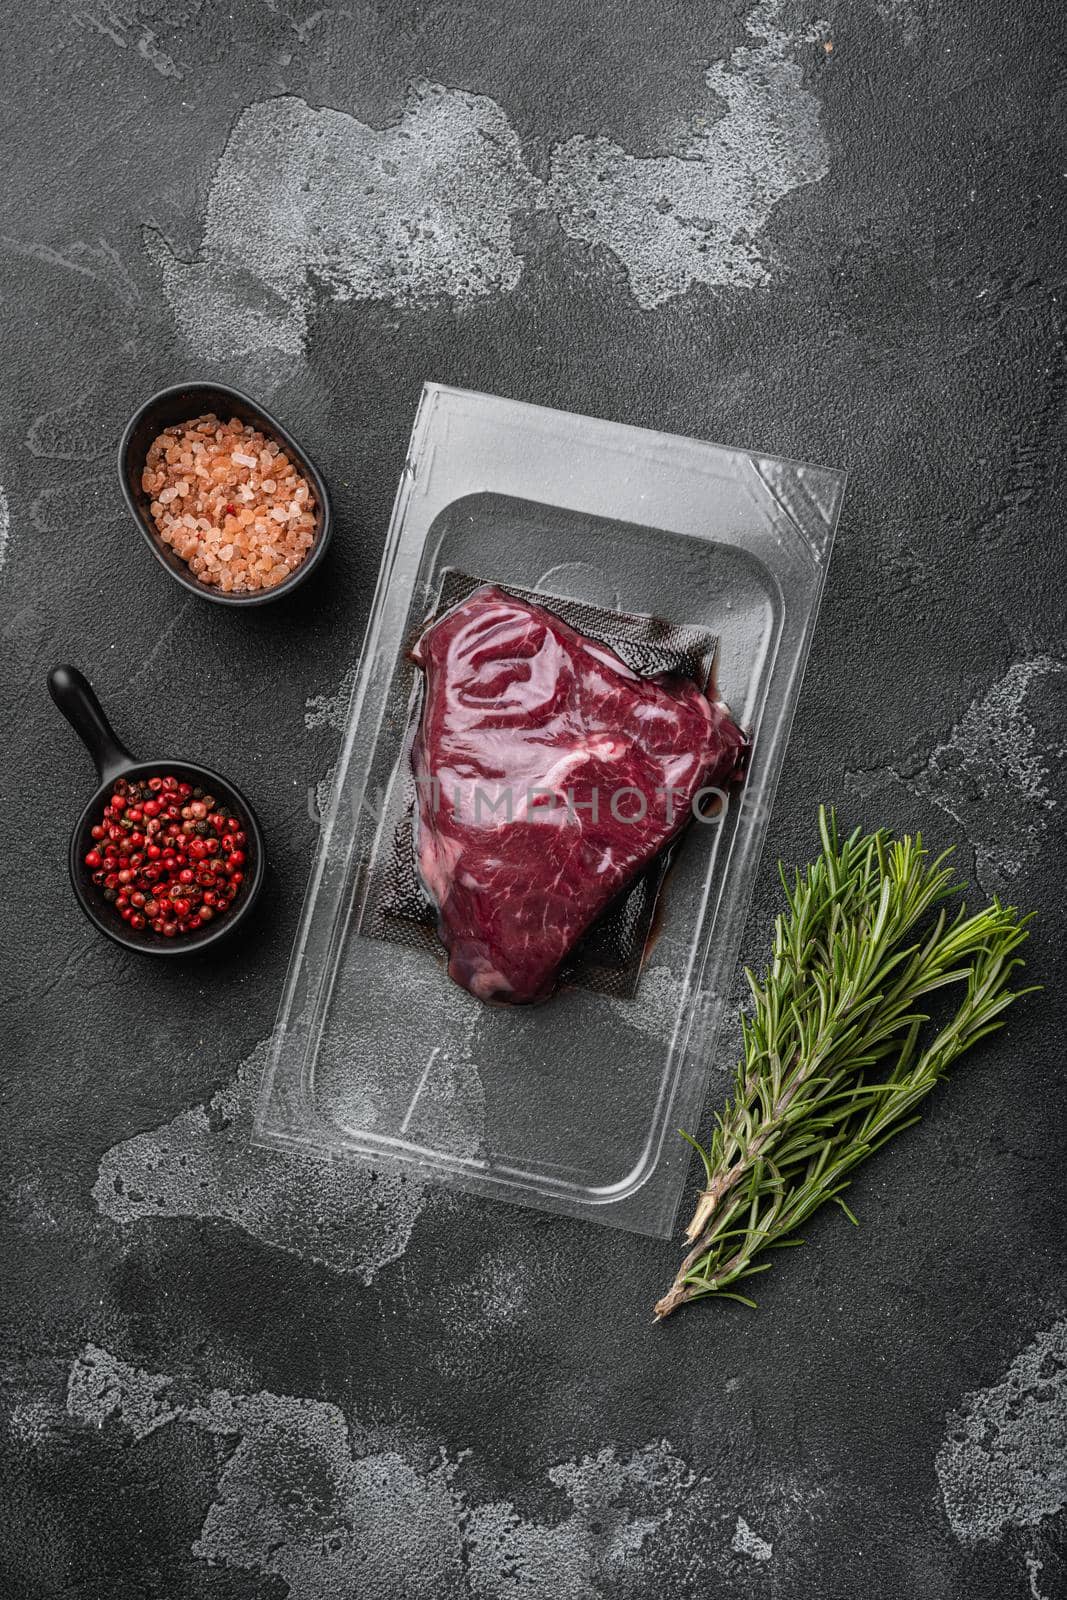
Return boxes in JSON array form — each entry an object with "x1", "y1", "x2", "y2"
[{"x1": 410, "y1": 585, "x2": 746, "y2": 1004}]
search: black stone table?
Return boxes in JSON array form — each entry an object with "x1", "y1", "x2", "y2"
[{"x1": 2, "y1": 3, "x2": 1064, "y2": 1596}]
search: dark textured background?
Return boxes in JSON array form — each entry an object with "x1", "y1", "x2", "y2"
[{"x1": 2, "y1": 3, "x2": 1065, "y2": 1596}]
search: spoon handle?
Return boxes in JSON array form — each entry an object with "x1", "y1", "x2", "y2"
[{"x1": 48, "y1": 665, "x2": 136, "y2": 787}]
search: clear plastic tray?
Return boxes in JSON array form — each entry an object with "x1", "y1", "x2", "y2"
[{"x1": 254, "y1": 385, "x2": 846, "y2": 1237}]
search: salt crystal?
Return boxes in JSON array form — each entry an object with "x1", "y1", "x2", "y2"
[{"x1": 144, "y1": 412, "x2": 317, "y2": 594}]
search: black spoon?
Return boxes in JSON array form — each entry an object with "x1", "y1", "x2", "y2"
[{"x1": 48, "y1": 665, "x2": 266, "y2": 955}]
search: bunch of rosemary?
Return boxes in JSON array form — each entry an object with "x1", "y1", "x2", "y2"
[{"x1": 655, "y1": 809, "x2": 1035, "y2": 1319}]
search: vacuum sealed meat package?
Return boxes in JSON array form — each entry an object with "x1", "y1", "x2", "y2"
[{"x1": 256, "y1": 386, "x2": 846, "y2": 1238}]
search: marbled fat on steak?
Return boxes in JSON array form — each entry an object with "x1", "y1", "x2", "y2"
[{"x1": 410, "y1": 585, "x2": 746, "y2": 1004}]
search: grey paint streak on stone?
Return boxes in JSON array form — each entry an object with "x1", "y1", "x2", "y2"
[
  {"x1": 1026, "y1": 1550, "x2": 1051, "y2": 1600},
  {"x1": 150, "y1": 2, "x2": 829, "y2": 355},
  {"x1": 731, "y1": 1513, "x2": 773, "y2": 1561},
  {"x1": 67, "y1": 1343, "x2": 179, "y2": 1441},
  {"x1": 305, "y1": 664, "x2": 358, "y2": 732},
  {"x1": 92, "y1": 1036, "x2": 428, "y2": 1280},
  {"x1": 306, "y1": 669, "x2": 358, "y2": 819},
  {"x1": 1, "y1": 233, "x2": 140, "y2": 307},
  {"x1": 919, "y1": 656, "x2": 1066, "y2": 814},
  {"x1": 148, "y1": 82, "x2": 539, "y2": 359},
  {"x1": 0, "y1": 485, "x2": 8, "y2": 572},
  {"x1": 25, "y1": 398, "x2": 112, "y2": 462},
  {"x1": 189, "y1": 1396, "x2": 465, "y2": 1600},
  {"x1": 6, "y1": 1165, "x2": 101, "y2": 1242},
  {"x1": 65, "y1": 1345, "x2": 698, "y2": 1598},
  {"x1": 546, "y1": 2, "x2": 830, "y2": 306},
  {"x1": 430, "y1": 1249, "x2": 534, "y2": 1381},
  {"x1": 848, "y1": 654, "x2": 1067, "y2": 888},
  {"x1": 875, "y1": 0, "x2": 930, "y2": 45},
  {"x1": 65, "y1": 0, "x2": 189, "y2": 79},
  {"x1": 8, "y1": 1397, "x2": 62, "y2": 1446},
  {"x1": 451, "y1": 1251, "x2": 529, "y2": 1329},
  {"x1": 466, "y1": 1441, "x2": 691, "y2": 1600},
  {"x1": 67, "y1": 1345, "x2": 463, "y2": 1597},
  {"x1": 916, "y1": 654, "x2": 1066, "y2": 883},
  {"x1": 935, "y1": 1318, "x2": 1067, "y2": 1543},
  {"x1": 314, "y1": 758, "x2": 339, "y2": 821}
]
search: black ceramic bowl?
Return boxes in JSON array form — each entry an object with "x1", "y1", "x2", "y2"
[
  {"x1": 49, "y1": 665, "x2": 266, "y2": 956},
  {"x1": 119, "y1": 381, "x2": 332, "y2": 606}
]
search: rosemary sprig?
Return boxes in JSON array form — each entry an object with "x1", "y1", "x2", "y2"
[{"x1": 655, "y1": 808, "x2": 1036, "y2": 1320}]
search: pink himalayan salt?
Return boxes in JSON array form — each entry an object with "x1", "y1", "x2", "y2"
[{"x1": 142, "y1": 413, "x2": 317, "y2": 593}]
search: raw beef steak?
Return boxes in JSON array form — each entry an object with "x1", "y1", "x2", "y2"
[{"x1": 410, "y1": 585, "x2": 746, "y2": 1004}]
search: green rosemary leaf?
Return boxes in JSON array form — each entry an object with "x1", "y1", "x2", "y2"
[{"x1": 654, "y1": 810, "x2": 1036, "y2": 1321}]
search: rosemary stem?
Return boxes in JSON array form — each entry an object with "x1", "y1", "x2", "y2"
[{"x1": 655, "y1": 811, "x2": 1034, "y2": 1321}]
